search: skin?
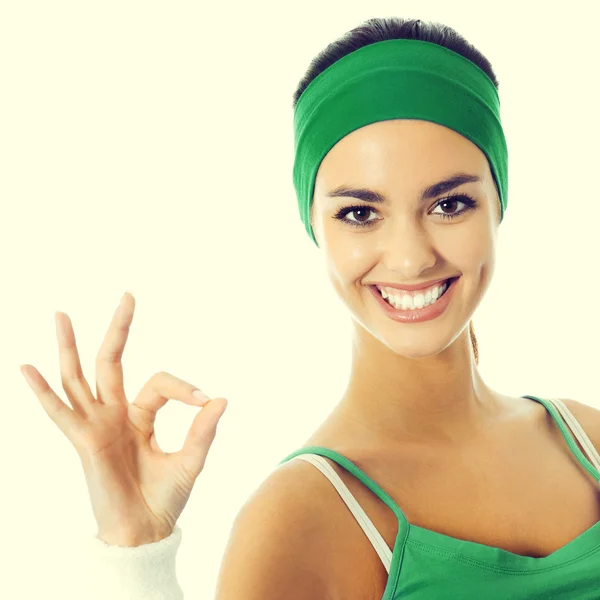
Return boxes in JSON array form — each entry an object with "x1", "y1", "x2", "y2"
[{"x1": 306, "y1": 118, "x2": 517, "y2": 451}]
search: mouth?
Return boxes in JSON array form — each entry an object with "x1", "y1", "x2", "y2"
[
  {"x1": 368, "y1": 276, "x2": 460, "y2": 323},
  {"x1": 372, "y1": 276, "x2": 459, "y2": 307}
]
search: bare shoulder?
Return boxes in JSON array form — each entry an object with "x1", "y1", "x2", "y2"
[
  {"x1": 214, "y1": 456, "x2": 338, "y2": 600},
  {"x1": 559, "y1": 397, "x2": 600, "y2": 449}
]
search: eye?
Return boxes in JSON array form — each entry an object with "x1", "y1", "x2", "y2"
[
  {"x1": 332, "y1": 205, "x2": 379, "y2": 228},
  {"x1": 431, "y1": 193, "x2": 478, "y2": 220},
  {"x1": 332, "y1": 192, "x2": 479, "y2": 229}
]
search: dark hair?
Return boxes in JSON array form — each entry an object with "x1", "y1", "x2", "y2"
[{"x1": 293, "y1": 17, "x2": 502, "y2": 366}]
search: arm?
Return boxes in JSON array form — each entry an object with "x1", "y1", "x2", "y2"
[{"x1": 214, "y1": 459, "x2": 333, "y2": 599}]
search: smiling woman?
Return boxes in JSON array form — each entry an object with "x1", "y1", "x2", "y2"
[
  {"x1": 267, "y1": 17, "x2": 600, "y2": 600},
  {"x1": 30, "y1": 14, "x2": 600, "y2": 600}
]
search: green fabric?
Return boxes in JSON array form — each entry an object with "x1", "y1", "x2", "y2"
[
  {"x1": 277, "y1": 395, "x2": 600, "y2": 598},
  {"x1": 292, "y1": 39, "x2": 509, "y2": 247}
]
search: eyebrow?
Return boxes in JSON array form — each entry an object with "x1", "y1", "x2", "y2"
[{"x1": 325, "y1": 173, "x2": 483, "y2": 204}]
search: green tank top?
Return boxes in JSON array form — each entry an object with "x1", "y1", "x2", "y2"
[{"x1": 277, "y1": 395, "x2": 600, "y2": 599}]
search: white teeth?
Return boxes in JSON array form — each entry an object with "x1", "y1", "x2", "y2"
[{"x1": 378, "y1": 280, "x2": 450, "y2": 310}]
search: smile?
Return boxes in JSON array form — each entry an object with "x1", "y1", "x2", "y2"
[
  {"x1": 376, "y1": 279, "x2": 452, "y2": 310},
  {"x1": 369, "y1": 277, "x2": 460, "y2": 324}
]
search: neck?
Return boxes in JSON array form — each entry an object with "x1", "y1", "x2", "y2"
[{"x1": 335, "y1": 324, "x2": 508, "y2": 448}]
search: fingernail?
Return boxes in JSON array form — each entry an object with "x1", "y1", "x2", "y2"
[{"x1": 192, "y1": 389, "x2": 209, "y2": 404}]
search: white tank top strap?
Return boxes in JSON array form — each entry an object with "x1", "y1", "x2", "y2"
[
  {"x1": 290, "y1": 453, "x2": 393, "y2": 573},
  {"x1": 545, "y1": 397, "x2": 600, "y2": 472}
]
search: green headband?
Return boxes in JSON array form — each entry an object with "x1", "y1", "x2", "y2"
[{"x1": 292, "y1": 38, "x2": 508, "y2": 247}]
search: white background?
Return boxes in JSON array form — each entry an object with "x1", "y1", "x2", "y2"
[{"x1": 2, "y1": 0, "x2": 599, "y2": 598}]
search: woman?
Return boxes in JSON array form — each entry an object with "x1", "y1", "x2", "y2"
[{"x1": 21, "y1": 17, "x2": 600, "y2": 600}]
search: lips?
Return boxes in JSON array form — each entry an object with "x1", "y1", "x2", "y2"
[
  {"x1": 368, "y1": 276, "x2": 459, "y2": 323},
  {"x1": 370, "y1": 276, "x2": 459, "y2": 293},
  {"x1": 373, "y1": 277, "x2": 458, "y2": 298}
]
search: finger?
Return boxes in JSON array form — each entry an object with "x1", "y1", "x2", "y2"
[
  {"x1": 20, "y1": 364, "x2": 82, "y2": 444},
  {"x1": 128, "y1": 371, "x2": 212, "y2": 436},
  {"x1": 178, "y1": 397, "x2": 228, "y2": 481},
  {"x1": 55, "y1": 312, "x2": 97, "y2": 415},
  {"x1": 95, "y1": 293, "x2": 134, "y2": 406}
]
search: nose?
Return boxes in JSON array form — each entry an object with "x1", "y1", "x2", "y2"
[{"x1": 377, "y1": 219, "x2": 438, "y2": 279}]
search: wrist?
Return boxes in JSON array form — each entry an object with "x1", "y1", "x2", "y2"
[{"x1": 97, "y1": 525, "x2": 173, "y2": 547}]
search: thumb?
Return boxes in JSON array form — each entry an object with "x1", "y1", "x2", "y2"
[{"x1": 178, "y1": 397, "x2": 228, "y2": 480}]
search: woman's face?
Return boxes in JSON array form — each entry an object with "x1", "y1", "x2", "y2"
[{"x1": 310, "y1": 119, "x2": 502, "y2": 358}]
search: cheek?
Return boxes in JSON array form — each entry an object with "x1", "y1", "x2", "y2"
[
  {"x1": 451, "y1": 226, "x2": 492, "y2": 268},
  {"x1": 454, "y1": 232, "x2": 496, "y2": 293},
  {"x1": 326, "y1": 243, "x2": 374, "y2": 291}
]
